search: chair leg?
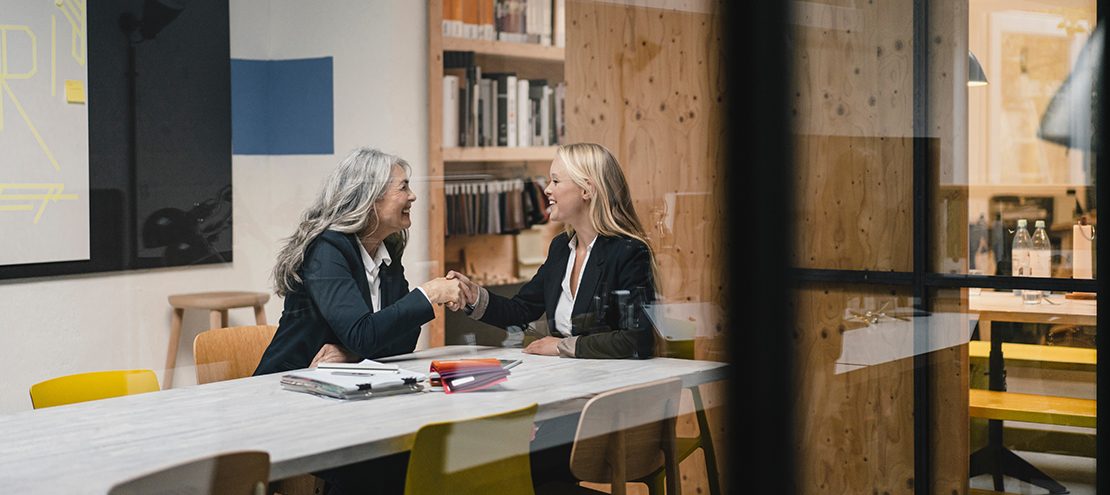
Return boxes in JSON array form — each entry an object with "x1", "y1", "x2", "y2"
[
  {"x1": 164, "y1": 308, "x2": 185, "y2": 389},
  {"x1": 210, "y1": 309, "x2": 228, "y2": 329},
  {"x1": 691, "y1": 386, "x2": 721, "y2": 495},
  {"x1": 254, "y1": 304, "x2": 268, "y2": 325}
]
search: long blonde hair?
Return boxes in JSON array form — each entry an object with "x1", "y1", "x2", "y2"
[
  {"x1": 556, "y1": 143, "x2": 653, "y2": 258},
  {"x1": 272, "y1": 147, "x2": 410, "y2": 296}
]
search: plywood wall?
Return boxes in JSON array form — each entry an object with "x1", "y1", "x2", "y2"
[
  {"x1": 791, "y1": 0, "x2": 969, "y2": 493},
  {"x1": 565, "y1": 0, "x2": 725, "y2": 360}
]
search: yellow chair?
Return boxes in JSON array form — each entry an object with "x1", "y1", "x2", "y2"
[
  {"x1": 108, "y1": 450, "x2": 269, "y2": 495},
  {"x1": 193, "y1": 324, "x2": 278, "y2": 384},
  {"x1": 404, "y1": 403, "x2": 539, "y2": 495},
  {"x1": 29, "y1": 369, "x2": 159, "y2": 409}
]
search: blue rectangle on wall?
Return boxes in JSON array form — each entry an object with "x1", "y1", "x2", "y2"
[{"x1": 231, "y1": 57, "x2": 334, "y2": 155}]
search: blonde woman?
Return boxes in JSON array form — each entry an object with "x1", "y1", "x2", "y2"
[
  {"x1": 452, "y1": 143, "x2": 656, "y2": 359},
  {"x1": 255, "y1": 147, "x2": 467, "y2": 377}
]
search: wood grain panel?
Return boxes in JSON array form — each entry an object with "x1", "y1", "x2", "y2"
[
  {"x1": 565, "y1": 0, "x2": 726, "y2": 359},
  {"x1": 793, "y1": 284, "x2": 917, "y2": 495},
  {"x1": 929, "y1": 288, "x2": 969, "y2": 495},
  {"x1": 428, "y1": 0, "x2": 447, "y2": 346},
  {"x1": 794, "y1": 134, "x2": 914, "y2": 271}
]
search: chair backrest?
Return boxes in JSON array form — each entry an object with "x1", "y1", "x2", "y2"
[
  {"x1": 404, "y1": 403, "x2": 538, "y2": 495},
  {"x1": 194, "y1": 325, "x2": 277, "y2": 384},
  {"x1": 29, "y1": 369, "x2": 160, "y2": 409},
  {"x1": 570, "y1": 378, "x2": 683, "y2": 494},
  {"x1": 108, "y1": 451, "x2": 270, "y2": 495}
]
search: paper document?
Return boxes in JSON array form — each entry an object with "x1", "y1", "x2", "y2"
[{"x1": 315, "y1": 359, "x2": 399, "y2": 371}]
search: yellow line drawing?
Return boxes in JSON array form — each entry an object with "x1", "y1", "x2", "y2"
[
  {"x1": 0, "y1": 183, "x2": 78, "y2": 223},
  {"x1": 0, "y1": 26, "x2": 38, "y2": 79},
  {"x1": 0, "y1": 81, "x2": 61, "y2": 171},
  {"x1": 51, "y1": 15, "x2": 56, "y2": 97},
  {"x1": 56, "y1": 0, "x2": 85, "y2": 66}
]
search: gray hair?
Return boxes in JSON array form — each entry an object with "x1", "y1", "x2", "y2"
[{"x1": 272, "y1": 147, "x2": 410, "y2": 296}]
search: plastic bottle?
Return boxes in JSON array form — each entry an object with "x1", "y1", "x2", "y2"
[
  {"x1": 1011, "y1": 219, "x2": 1031, "y2": 297},
  {"x1": 1026, "y1": 220, "x2": 1051, "y2": 304}
]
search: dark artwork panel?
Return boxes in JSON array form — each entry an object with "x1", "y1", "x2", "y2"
[{"x1": 0, "y1": 0, "x2": 232, "y2": 281}]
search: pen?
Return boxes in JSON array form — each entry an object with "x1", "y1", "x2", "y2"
[{"x1": 502, "y1": 359, "x2": 523, "y2": 370}]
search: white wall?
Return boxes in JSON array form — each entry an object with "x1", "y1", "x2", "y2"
[{"x1": 0, "y1": 0, "x2": 429, "y2": 413}]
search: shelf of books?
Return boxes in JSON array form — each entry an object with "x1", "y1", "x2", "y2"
[{"x1": 429, "y1": 0, "x2": 566, "y2": 347}]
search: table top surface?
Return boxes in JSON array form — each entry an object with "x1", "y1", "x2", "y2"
[
  {"x1": 0, "y1": 346, "x2": 727, "y2": 494},
  {"x1": 969, "y1": 291, "x2": 1096, "y2": 319}
]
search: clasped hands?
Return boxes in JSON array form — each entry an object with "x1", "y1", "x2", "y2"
[{"x1": 418, "y1": 270, "x2": 480, "y2": 312}]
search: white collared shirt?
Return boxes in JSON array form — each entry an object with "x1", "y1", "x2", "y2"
[
  {"x1": 357, "y1": 241, "x2": 393, "y2": 312},
  {"x1": 553, "y1": 235, "x2": 596, "y2": 337}
]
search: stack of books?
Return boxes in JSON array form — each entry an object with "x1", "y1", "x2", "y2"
[
  {"x1": 281, "y1": 360, "x2": 425, "y2": 400},
  {"x1": 429, "y1": 358, "x2": 520, "y2": 394},
  {"x1": 442, "y1": 0, "x2": 566, "y2": 47}
]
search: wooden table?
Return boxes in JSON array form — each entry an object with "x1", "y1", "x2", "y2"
[
  {"x1": 0, "y1": 346, "x2": 727, "y2": 494},
  {"x1": 970, "y1": 291, "x2": 1096, "y2": 341},
  {"x1": 968, "y1": 291, "x2": 1097, "y2": 494}
]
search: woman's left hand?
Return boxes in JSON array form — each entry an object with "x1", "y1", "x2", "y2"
[
  {"x1": 310, "y1": 343, "x2": 360, "y2": 367},
  {"x1": 523, "y1": 336, "x2": 562, "y2": 356}
]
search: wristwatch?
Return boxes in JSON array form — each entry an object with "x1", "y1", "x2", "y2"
[{"x1": 464, "y1": 302, "x2": 476, "y2": 315}]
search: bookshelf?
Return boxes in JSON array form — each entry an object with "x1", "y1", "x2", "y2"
[{"x1": 427, "y1": 0, "x2": 565, "y2": 347}]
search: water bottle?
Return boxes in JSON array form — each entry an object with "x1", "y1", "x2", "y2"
[
  {"x1": 1011, "y1": 219, "x2": 1031, "y2": 297},
  {"x1": 1026, "y1": 220, "x2": 1052, "y2": 304}
]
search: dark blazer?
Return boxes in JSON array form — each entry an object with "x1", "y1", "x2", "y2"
[
  {"x1": 254, "y1": 230, "x2": 434, "y2": 375},
  {"x1": 479, "y1": 233, "x2": 656, "y2": 359}
]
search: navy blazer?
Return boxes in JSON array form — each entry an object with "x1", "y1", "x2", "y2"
[
  {"x1": 254, "y1": 230, "x2": 434, "y2": 375},
  {"x1": 479, "y1": 233, "x2": 656, "y2": 359}
]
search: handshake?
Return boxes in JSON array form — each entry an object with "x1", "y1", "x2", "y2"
[{"x1": 418, "y1": 270, "x2": 480, "y2": 312}]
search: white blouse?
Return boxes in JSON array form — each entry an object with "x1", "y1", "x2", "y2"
[
  {"x1": 357, "y1": 241, "x2": 392, "y2": 312},
  {"x1": 553, "y1": 235, "x2": 596, "y2": 337}
]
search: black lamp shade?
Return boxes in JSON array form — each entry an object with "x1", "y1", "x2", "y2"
[
  {"x1": 138, "y1": 0, "x2": 185, "y2": 40},
  {"x1": 968, "y1": 50, "x2": 988, "y2": 87},
  {"x1": 1038, "y1": 23, "x2": 1102, "y2": 152}
]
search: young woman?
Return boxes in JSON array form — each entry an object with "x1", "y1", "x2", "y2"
[
  {"x1": 453, "y1": 142, "x2": 657, "y2": 359},
  {"x1": 255, "y1": 147, "x2": 467, "y2": 376}
]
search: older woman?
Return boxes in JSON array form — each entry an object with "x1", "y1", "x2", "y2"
[{"x1": 255, "y1": 147, "x2": 466, "y2": 375}]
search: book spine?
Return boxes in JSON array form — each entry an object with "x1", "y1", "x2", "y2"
[
  {"x1": 443, "y1": 75, "x2": 459, "y2": 148},
  {"x1": 490, "y1": 79, "x2": 500, "y2": 147},
  {"x1": 517, "y1": 79, "x2": 530, "y2": 147},
  {"x1": 506, "y1": 76, "x2": 518, "y2": 147},
  {"x1": 554, "y1": 0, "x2": 565, "y2": 47}
]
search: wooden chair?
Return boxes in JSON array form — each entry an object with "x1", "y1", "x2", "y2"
[
  {"x1": 165, "y1": 291, "x2": 270, "y2": 388},
  {"x1": 193, "y1": 325, "x2": 278, "y2": 384},
  {"x1": 655, "y1": 340, "x2": 722, "y2": 495},
  {"x1": 404, "y1": 403, "x2": 539, "y2": 495},
  {"x1": 108, "y1": 451, "x2": 269, "y2": 495},
  {"x1": 29, "y1": 369, "x2": 159, "y2": 409},
  {"x1": 540, "y1": 378, "x2": 683, "y2": 495},
  {"x1": 192, "y1": 324, "x2": 320, "y2": 495}
]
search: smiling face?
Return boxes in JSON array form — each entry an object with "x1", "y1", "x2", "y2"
[
  {"x1": 544, "y1": 155, "x2": 590, "y2": 226},
  {"x1": 373, "y1": 164, "x2": 416, "y2": 236}
]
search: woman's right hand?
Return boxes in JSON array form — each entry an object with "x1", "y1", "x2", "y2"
[
  {"x1": 420, "y1": 277, "x2": 466, "y2": 308},
  {"x1": 446, "y1": 270, "x2": 480, "y2": 306}
]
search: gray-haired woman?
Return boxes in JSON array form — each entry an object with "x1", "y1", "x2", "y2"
[{"x1": 254, "y1": 147, "x2": 467, "y2": 376}]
